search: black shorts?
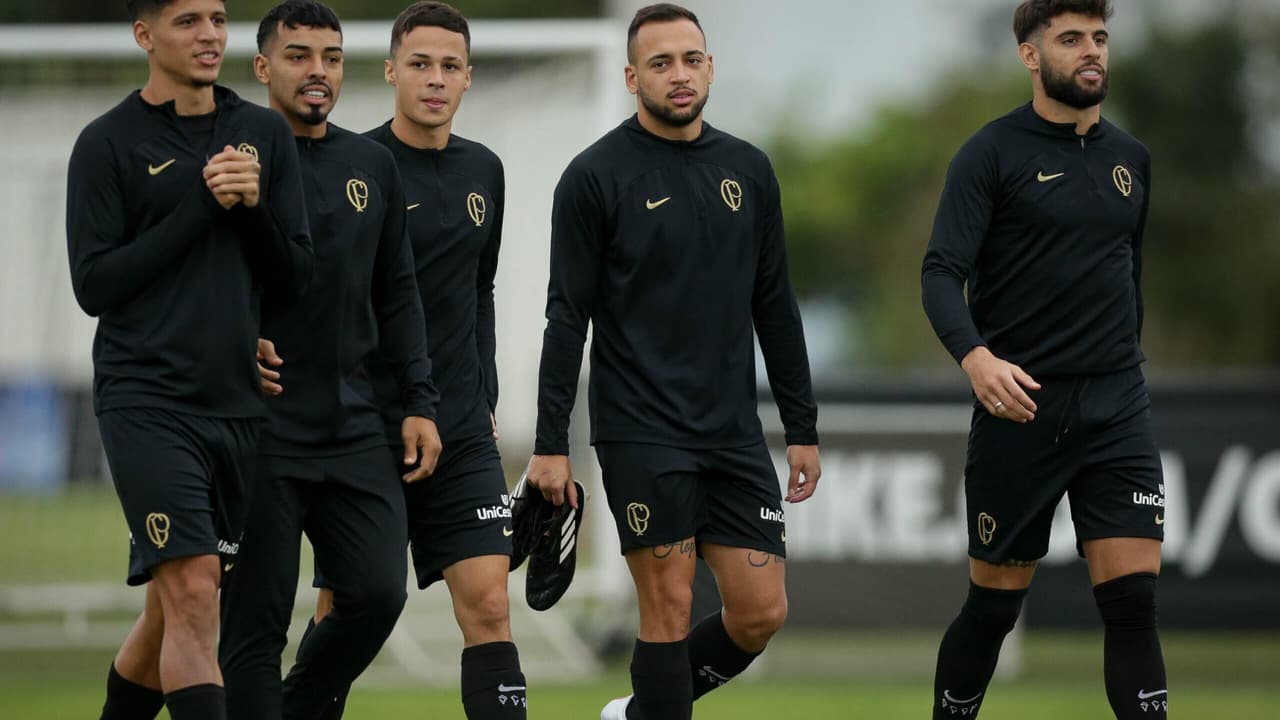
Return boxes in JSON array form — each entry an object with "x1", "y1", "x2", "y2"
[
  {"x1": 594, "y1": 441, "x2": 786, "y2": 557},
  {"x1": 400, "y1": 432, "x2": 512, "y2": 589},
  {"x1": 97, "y1": 407, "x2": 261, "y2": 585},
  {"x1": 965, "y1": 366, "x2": 1165, "y2": 564}
]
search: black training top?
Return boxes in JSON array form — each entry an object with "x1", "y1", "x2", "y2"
[
  {"x1": 535, "y1": 115, "x2": 819, "y2": 455},
  {"x1": 66, "y1": 86, "x2": 313, "y2": 418},
  {"x1": 257, "y1": 124, "x2": 436, "y2": 457},
  {"x1": 364, "y1": 122, "x2": 503, "y2": 443},
  {"x1": 922, "y1": 103, "x2": 1151, "y2": 377}
]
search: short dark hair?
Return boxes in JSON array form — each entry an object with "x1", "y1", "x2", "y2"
[
  {"x1": 126, "y1": 0, "x2": 180, "y2": 21},
  {"x1": 257, "y1": 0, "x2": 342, "y2": 52},
  {"x1": 1013, "y1": 0, "x2": 1113, "y2": 44},
  {"x1": 390, "y1": 1, "x2": 470, "y2": 58},
  {"x1": 627, "y1": 3, "x2": 704, "y2": 64}
]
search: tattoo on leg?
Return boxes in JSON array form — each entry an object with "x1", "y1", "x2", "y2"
[
  {"x1": 650, "y1": 540, "x2": 695, "y2": 560},
  {"x1": 747, "y1": 552, "x2": 784, "y2": 568},
  {"x1": 998, "y1": 558, "x2": 1037, "y2": 568}
]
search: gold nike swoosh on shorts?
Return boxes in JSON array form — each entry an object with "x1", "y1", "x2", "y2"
[
  {"x1": 1037, "y1": 171, "x2": 1065, "y2": 182},
  {"x1": 646, "y1": 197, "x2": 671, "y2": 210}
]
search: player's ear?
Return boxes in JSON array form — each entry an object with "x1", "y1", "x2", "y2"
[
  {"x1": 624, "y1": 64, "x2": 639, "y2": 96},
  {"x1": 1018, "y1": 41, "x2": 1040, "y2": 72},
  {"x1": 706, "y1": 53, "x2": 714, "y2": 85},
  {"x1": 384, "y1": 57, "x2": 396, "y2": 86},
  {"x1": 133, "y1": 20, "x2": 154, "y2": 53},
  {"x1": 252, "y1": 54, "x2": 270, "y2": 86},
  {"x1": 463, "y1": 64, "x2": 472, "y2": 92}
]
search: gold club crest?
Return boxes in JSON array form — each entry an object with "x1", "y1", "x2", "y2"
[
  {"x1": 977, "y1": 512, "x2": 997, "y2": 546},
  {"x1": 1112, "y1": 165, "x2": 1133, "y2": 197},
  {"x1": 145, "y1": 512, "x2": 171, "y2": 549},
  {"x1": 236, "y1": 143, "x2": 259, "y2": 162},
  {"x1": 720, "y1": 179, "x2": 743, "y2": 212},
  {"x1": 467, "y1": 192, "x2": 486, "y2": 227},
  {"x1": 626, "y1": 502, "x2": 650, "y2": 536},
  {"x1": 346, "y1": 179, "x2": 369, "y2": 212}
]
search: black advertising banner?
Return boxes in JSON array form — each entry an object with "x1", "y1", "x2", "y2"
[{"x1": 765, "y1": 378, "x2": 1280, "y2": 629}]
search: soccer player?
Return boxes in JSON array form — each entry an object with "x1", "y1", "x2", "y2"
[
  {"x1": 921, "y1": 2, "x2": 1165, "y2": 718},
  {"x1": 305, "y1": 3, "x2": 526, "y2": 718},
  {"x1": 65, "y1": 1, "x2": 312, "y2": 720},
  {"x1": 525, "y1": 5, "x2": 821, "y2": 719},
  {"x1": 215, "y1": 3, "x2": 440, "y2": 720}
]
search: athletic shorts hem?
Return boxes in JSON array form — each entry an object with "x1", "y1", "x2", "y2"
[
  {"x1": 412, "y1": 549, "x2": 512, "y2": 590},
  {"x1": 126, "y1": 544, "x2": 222, "y2": 586},
  {"x1": 616, "y1": 529, "x2": 701, "y2": 556}
]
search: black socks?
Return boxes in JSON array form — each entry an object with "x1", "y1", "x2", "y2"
[
  {"x1": 164, "y1": 684, "x2": 225, "y2": 720},
  {"x1": 100, "y1": 664, "x2": 164, "y2": 720},
  {"x1": 629, "y1": 638, "x2": 692, "y2": 720},
  {"x1": 931, "y1": 582, "x2": 1027, "y2": 719},
  {"x1": 687, "y1": 611, "x2": 761, "y2": 700},
  {"x1": 1095, "y1": 572, "x2": 1167, "y2": 719},
  {"x1": 461, "y1": 641, "x2": 527, "y2": 719}
]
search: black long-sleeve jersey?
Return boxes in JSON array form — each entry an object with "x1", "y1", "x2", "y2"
[
  {"x1": 922, "y1": 103, "x2": 1151, "y2": 377},
  {"x1": 256, "y1": 124, "x2": 436, "y2": 457},
  {"x1": 364, "y1": 122, "x2": 503, "y2": 443},
  {"x1": 535, "y1": 115, "x2": 819, "y2": 455},
  {"x1": 66, "y1": 86, "x2": 313, "y2": 418}
]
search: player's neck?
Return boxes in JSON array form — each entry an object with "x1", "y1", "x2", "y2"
[
  {"x1": 391, "y1": 112, "x2": 451, "y2": 150},
  {"x1": 141, "y1": 70, "x2": 216, "y2": 116},
  {"x1": 1032, "y1": 93, "x2": 1101, "y2": 136},
  {"x1": 636, "y1": 106, "x2": 703, "y2": 142}
]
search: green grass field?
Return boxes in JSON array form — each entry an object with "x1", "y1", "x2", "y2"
[
  {"x1": 2, "y1": 489, "x2": 1278, "y2": 718},
  {"x1": 3, "y1": 633, "x2": 1275, "y2": 719}
]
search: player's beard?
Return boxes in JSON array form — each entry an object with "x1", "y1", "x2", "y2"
[
  {"x1": 638, "y1": 85, "x2": 709, "y2": 128},
  {"x1": 1040, "y1": 55, "x2": 1108, "y2": 109},
  {"x1": 292, "y1": 84, "x2": 333, "y2": 126},
  {"x1": 296, "y1": 104, "x2": 328, "y2": 126}
]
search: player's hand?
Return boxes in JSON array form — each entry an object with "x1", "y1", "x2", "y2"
[
  {"x1": 526, "y1": 454, "x2": 577, "y2": 509},
  {"x1": 961, "y1": 346, "x2": 1041, "y2": 422},
  {"x1": 257, "y1": 338, "x2": 283, "y2": 396},
  {"x1": 401, "y1": 417, "x2": 442, "y2": 483},
  {"x1": 490, "y1": 412, "x2": 500, "y2": 440},
  {"x1": 204, "y1": 145, "x2": 261, "y2": 208},
  {"x1": 785, "y1": 444, "x2": 821, "y2": 503}
]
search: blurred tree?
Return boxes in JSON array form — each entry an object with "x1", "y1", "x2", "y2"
[
  {"x1": 770, "y1": 18, "x2": 1280, "y2": 372},
  {"x1": 0, "y1": 0, "x2": 603, "y2": 23}
]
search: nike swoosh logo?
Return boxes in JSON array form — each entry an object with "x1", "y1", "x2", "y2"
[
  {"x1": 943, "y1": 690, "x2": 983, "y2": 704},
  {"x1": 497, "y1": 684, "x2": 525, "y2": 692},
  {"x1": 223, "y1": 563, "x2": 234, "y2": 572},
  {"x1": 406, "y1": 203, "x2": 421, "y2": 211},
  {"x1": 1137, "y1": 689, "x2": 1167, "y2": 700},
  {"x1": 502, "y1": 527, "x2": 513, "y2": 537},
  {"x1": 646, "y1": 197, "x2": 671, "y2": 210},
  {"x1": 1155, "y1": 514, "x2": 1164, "y2": 525},
  {"x1": 148, "y1": 159, "x2": 176, "y2": 176},
  {"x1": 1037, "y1": 171, "x2": 1065, "y2": 182}
]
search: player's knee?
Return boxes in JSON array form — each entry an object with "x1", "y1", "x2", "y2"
[
  {"x1": 1094, "y1": 572, "x2": 1158, "y2": 631},
  {"x1": 637, "y1": 582, "x2": 693, "y2": 637},
  {"x1": 961, "y1": 582, "x2": 1026, "y2": 637},
  {"x1": 469, "y1": 584, "x2": 511, "y2": 628},
  {"x1": 725, "y1": 595, "x2": 787, "y2": 648},
  {"x1": 154, "y1": 563, "x2": 220, "y2": 621}
]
